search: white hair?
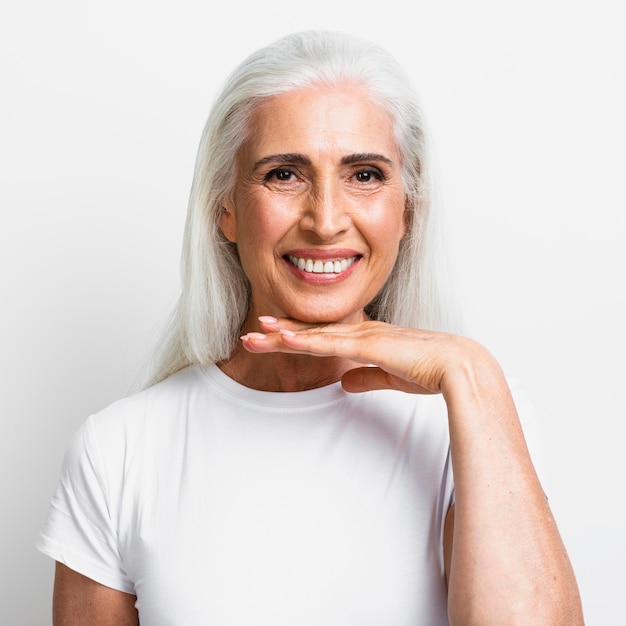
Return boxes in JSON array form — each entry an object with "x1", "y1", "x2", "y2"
[{"x1": 149, "y1": 30, "x2": 461, "y2": 385}]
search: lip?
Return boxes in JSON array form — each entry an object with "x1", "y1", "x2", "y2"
[
  {"x1": 285, "y1": 248, "x2": 362, "y2": 261},
  {"x1": 282, "y1": 248, "x2": 362, "y2": 284}
]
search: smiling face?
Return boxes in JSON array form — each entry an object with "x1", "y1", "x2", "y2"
[{"x1": 219, "y1": 85, "x2": 407, "y2": 327}]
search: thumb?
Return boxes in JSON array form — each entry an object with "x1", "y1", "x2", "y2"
[
  {"x1": 341, "y1": 366, "x2": 387, "y2": 392},
  {"x1": 341, "y1": 367, "x2": 432, "y2": 394}
]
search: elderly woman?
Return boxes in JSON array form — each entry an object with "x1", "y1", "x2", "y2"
[{"x1": 38, "y1": 31, "x2": 583, "y2": 625}]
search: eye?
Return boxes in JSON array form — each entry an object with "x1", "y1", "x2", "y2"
[
  {"x1": 353, "y1": 168, "x2": 385, "y2": 184},
  {"x1": 261, "y1": 165, "x2": 307, "y2": 193},
  {"x1": 265, "y1": 168, "x2": 297, "y2": 182}
]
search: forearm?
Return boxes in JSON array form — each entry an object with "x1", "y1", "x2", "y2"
[
  {"x1": 443, "y1": 348, "x2": 583, "y2": 624},
  {"x1": 242, "y1": 319, "x2": 584, "y2": 621}
]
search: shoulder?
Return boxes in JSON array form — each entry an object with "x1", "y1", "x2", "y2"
[
  {"x1": 91, "y1": 365, "x2": 208, "y2": 430},
  {"x1": 57, "y1": 366, "x2": 215, "y2": 494},
  {"x1": 68, "y1": 366, "x2": 211, "y2": 463}
]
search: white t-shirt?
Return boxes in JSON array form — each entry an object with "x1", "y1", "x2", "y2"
[{"x1": 37, "y1": 364, "x2": 460, "y2": 624}]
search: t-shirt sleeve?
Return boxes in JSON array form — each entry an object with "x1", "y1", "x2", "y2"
[{"x1": 36, "y1": 415, "x2": 135, "y2": 594}]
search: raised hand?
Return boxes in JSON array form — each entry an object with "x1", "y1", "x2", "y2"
[
  {"x1": 242, "y1": 316, "x2": 502, "y2": 398},
  {"x1": 240, "y1": 314, "x2": 584, "y2": 624}
]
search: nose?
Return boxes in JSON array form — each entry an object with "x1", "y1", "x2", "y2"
[{"x1": 300, "y1": 179, "x2": 350, "y2": 242}]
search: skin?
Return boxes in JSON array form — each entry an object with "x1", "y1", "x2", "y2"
[
  {"x1": 243, "y1": 319, "x2": 584, "y2": 624},
  {"x1": 53, "y1": 85, "x2": 584, "y2": 624},
  {"x1": 218, "y1": 85, "x2": 407, "y2": 391},
  {"x1": 53, "y1": 562, "x2": 138, "y2": 625}
]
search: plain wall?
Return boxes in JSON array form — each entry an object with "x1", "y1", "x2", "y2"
[{"x1": 1, "y1": 1, "x2": 624, "y2": 623}]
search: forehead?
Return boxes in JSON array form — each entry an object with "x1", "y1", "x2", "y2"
[{"x1": 240, "y1": 86, "x2": 400, "y2": 161}]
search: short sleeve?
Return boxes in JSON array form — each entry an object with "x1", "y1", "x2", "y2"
[{"x1": 36, "y1": 416, "x2": 135, "y2": 593}]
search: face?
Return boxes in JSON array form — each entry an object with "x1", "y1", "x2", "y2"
[{"x1": 219, "y1": 86, "x2": 407, "y2": 326}]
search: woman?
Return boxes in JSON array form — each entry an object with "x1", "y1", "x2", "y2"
[{"x1": 38, "y1": 31, "x2": 583, "y2": 624}]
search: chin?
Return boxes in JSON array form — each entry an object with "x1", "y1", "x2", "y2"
[{"x1": 286, "y1": 306, "x2": 367, "y2": 326}]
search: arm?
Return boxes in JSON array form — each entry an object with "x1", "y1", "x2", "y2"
[
  {"x1": 53, "y1": 562, "x2": 139, "y2": 626},
  {"x1": 246, "y1": 319, "x2": 584, "y2": 625},
  {"x1": 440, "y1": 344, "x2": 583, "y2": 624}
]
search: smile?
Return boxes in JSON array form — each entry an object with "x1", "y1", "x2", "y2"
[{"x1": 287, "y1": 255, "x2": 358, "y2": 274}]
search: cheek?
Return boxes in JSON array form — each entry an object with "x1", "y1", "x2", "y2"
[
  {"x1": 367, "y1": 203, "x2": 406, "y2": 252},
  {"x1": 234, "y1": 201, "x2": 291, "y2": 269},
  {"x1": 233, "y1": 196, "x2": 265, "y2": 240},
  {"x1": 237, "y1": 212, "x2": 281, "y2": 248}
]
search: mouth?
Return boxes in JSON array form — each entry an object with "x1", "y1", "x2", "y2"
[{"x1": 286, "y1": 254, "x2": 360, "y2": 274}]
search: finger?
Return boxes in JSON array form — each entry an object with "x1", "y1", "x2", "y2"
[
  {"x1": 239, "y1": 331, "x2": 291, "y2": 354},
  {"x1": 240, "y1": 328, "x2": 320, "y2": 355},
  {"x1": 258, "y1": 316, "x2": 374, "y2": 337},
  {"x1": 274, "y1": 322, "x2": 415, "y2": 366},
  {"x1": 257, "y1": 316, "x2": 325, "y2": 334},
  {"x1": 276, "y1": 327, "x2": 444, "y2": 393},
  {"x1": 275, "y1": 326, "x2": 374, "y2": 362}
]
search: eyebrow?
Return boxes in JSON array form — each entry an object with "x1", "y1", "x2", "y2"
[
  {"x1": 253, "y1": 153, "x2": 311, "y2": 169},
  {"x1": 341, "y1": 153, "x2": 394, "y2": 166},
  {"x1": 252, "y1": 152, "x2": 394, "y2": 170}
]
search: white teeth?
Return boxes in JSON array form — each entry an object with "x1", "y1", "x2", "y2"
[{"x1": 288, "y1": 255, "x2": 357, "y2": 274}]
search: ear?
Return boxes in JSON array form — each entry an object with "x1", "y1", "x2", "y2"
[{"x1": 218, "y1": 199, "x2": 237, "y2": 243}]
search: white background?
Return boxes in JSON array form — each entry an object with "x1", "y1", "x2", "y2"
[{"x1": 1, "y1": 1, "x2": 624, "y2": 623}]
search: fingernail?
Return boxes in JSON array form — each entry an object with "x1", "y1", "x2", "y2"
[
  {"x1": 258, "y1": 315, "x2": 278, "y2": 324},
  {"x1": 279, "y1": 329, "x2": 297, "y2": 337},
  {"x1": 241, "y1": 332, "x2": 267, "y2": 340}
]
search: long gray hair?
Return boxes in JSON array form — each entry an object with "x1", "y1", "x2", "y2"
[{"x1": 149, "y1": 30, "x2": 461, "y2": 385}]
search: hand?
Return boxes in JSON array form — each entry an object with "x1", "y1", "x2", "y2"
[
  {"x1": 243, "y1": 317, "x2": 585, "y2": 623},
  {"x1": 241, "y1": 317, "x2": 499, "y2": 398}
]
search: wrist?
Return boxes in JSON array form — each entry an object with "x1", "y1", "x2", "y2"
[{"x1": 440, "y1": 338, "x2": 503, "y2": 398}]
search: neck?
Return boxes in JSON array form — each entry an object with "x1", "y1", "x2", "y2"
[
  {"x1": 218, "y1": 307, "x2": 368, "y2": 392},
  {"x1": 218, "y1": 345, "x2": 357, "y2": 392}
]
